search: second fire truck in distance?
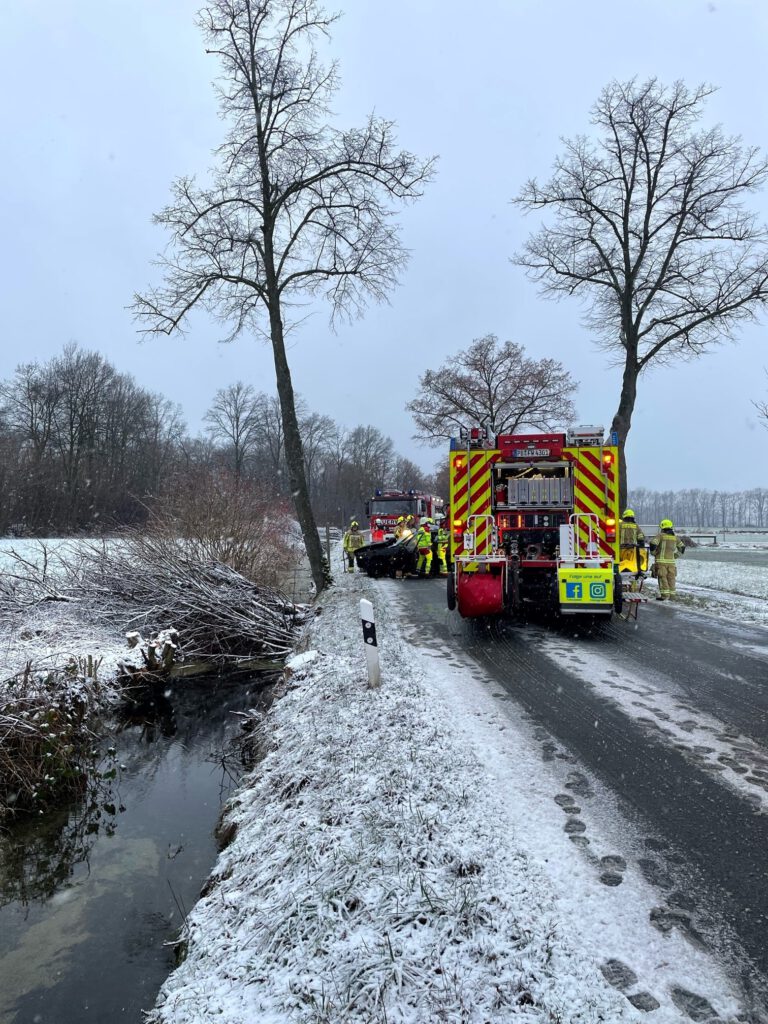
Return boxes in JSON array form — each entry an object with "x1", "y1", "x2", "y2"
[
  {"x1": 448, "y1": 424, "x2": 632, "y2": 621},
  {"x1": 365, "y1": 490, "x2": 444, "y2": 541}
]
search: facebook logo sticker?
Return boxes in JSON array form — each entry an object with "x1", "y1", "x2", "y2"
[{"x1": 565, "y1": 582, "x2": 583, "y2": 600}]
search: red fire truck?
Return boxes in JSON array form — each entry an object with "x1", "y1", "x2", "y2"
[
  {"x1": 365, "y1": 490, "x2": 444, "y2": 542},
  {"x1": 448, "y1": 425, "x2": 633, "y2": 621}
]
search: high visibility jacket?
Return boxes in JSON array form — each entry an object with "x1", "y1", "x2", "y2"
[
  {"x1": 619, "y1": 520, "x2": 645, "y2": 547},
  {"x1": 343, "y1": 529, "x2": 365, "y2": 552},
  {"x1": 415, "y1": 526, "x2": 432, "y2": 552},
  {"x1": 437, "y1": 527, "x2": 450, "y2": 546},
  {"x1": 649, "y1": 530, "x2": 685, "y2": 564}
]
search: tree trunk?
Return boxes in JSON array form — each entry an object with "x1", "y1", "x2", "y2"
[
  {"x1": 610, "y1": 351, "x2": 639, "y2": 513},
  {"x1": 267, "y1": 306, "x2": 329, "y2": 595}
]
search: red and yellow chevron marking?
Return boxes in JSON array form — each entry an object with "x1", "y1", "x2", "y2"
[
  {"x1": 449, "y1": 449, "x2": 499, "y2": 558},
  {"x1": 565, "y1": 446, "x2": 619, "y2": 560}
]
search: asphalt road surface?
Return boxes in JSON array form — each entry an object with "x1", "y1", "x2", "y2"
[{"x1": 385, "y1": 576, "x2": 768, "y2": 1018}]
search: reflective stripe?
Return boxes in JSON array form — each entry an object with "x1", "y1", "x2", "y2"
[
  {"x1": 567, "y1": 446, "x2": 619, "y2": 559},
  {"x1": 650, "y1": 533, "x2": 682, "y2": 563}
]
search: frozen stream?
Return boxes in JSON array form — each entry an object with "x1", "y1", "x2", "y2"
[{"x1": 0, "y1": 677, "x2": 274, "y2": 1023}]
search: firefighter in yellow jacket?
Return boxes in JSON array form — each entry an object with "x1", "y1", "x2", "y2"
[
  {"x1": 342, "y1": 520, "x2": 365, "y2": 572},
  {"x1": 649, "y1": 519, "x2": 685, "y2": 600},
  {"x1": 415, "y1": 519, "x2": 433, "y2": 577},
  {"x1": 436, "y1": 516, "x2": 450, "y2": 575},
  {"x1": 619, "y1": 509, "x2": 646, "y2": 572}
]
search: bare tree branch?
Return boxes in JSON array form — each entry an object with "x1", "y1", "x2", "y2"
[
  {"x1": 133, "y1": 0, "x2": 435, "y2": 592},
  {"x1": 407, "y1": 335, "x2": 578, "y2": 445},
  {"x1": 514, "y1": 77, "x2": 768, "y2": 504}
]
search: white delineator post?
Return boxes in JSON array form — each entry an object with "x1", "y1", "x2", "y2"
[{"x1": 360, "y1": 598, "x2": 381, "y2": 689}]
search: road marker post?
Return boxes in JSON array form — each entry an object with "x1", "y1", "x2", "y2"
[{"x1": 360, "y1": 598, "x2": 381, "y2": 689}]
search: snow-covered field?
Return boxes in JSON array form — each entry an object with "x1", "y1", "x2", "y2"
[
  {"x1": 2, "y1": 535, "x2": 766, "y2": 1021},
  {"x1": 669, "y1": 536, "x2": 768, "y2": 629}
]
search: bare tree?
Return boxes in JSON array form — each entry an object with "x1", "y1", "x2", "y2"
[
  {"x1": 514, "y1": 79, "x2": 768, "y2": 507},
  {"x1": 204, "y1": 381, "x2": 261, "y2": 483},
  {"x1": 299, "y1": 409, "x2": 335, "y2": 497},
  {"x1": 132, "y1": 0, "x2": 435, "y2": 593},
  {"x1": 388, "y1": 455, "x2": 430, "y2": 493},
  {"x1": 251, "y1": 391, "x2": 290, "y2": 491},
  {"x1": 407, "y1": 334, "x2": 577, "y2": 444}
]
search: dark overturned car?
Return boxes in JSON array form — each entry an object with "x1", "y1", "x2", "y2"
[
  {"x1": 354, "y1": 535, "x2": 419, "y2": 578},
  {"x1": 354, "y1": 532, "x2": 447, "y2": 579}
]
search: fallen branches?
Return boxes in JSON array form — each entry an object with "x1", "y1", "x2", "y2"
[
  {"x1": 0, "y1": 536, "x2": 305, "y2": 666},
  {"x1": 64, "y1": 535, "x2": 303, "y2": 664}
]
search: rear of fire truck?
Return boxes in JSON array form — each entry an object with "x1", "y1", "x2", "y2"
[
  {"x1": 365, "y1": 490, "x2": 444, "y2": 541},
  {"x1": 447, "y1": 425, "x2": 623, "y2": 620}
]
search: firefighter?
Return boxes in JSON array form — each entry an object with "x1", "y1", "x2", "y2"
[
  {"x1": 371, "y1": 517, "x2": 385, "y2": 543},
  {"x1": 436, "y1": 515, "x2": 450, "y2": 575},
  {"x1": 415, "y1": 518, "x2": 433, "y2": 577},
  {"x1": 342, "y1": 520, "x2": 365, "y2": 572},
  {"x1": 619, "y1": 509, "x2": 645, "y2": 572},
  {"x1": 649, "y1": 519, "x2": 685, "y2": 600},
  {"x1": 393, "y1": 516, "x2": 407, "y2": 539}
]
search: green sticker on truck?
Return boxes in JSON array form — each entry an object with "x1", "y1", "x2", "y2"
[{"x1": 558, "y1": 568, "x2": 613, "y2": 605}]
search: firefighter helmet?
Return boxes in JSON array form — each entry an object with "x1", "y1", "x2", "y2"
[
  {"x1": 351, "y1": 520, "x2": 359, "y2": 528},
  {"x1": 660, "y1": 518, "x2": 673, "y2": 529},
  {"x1": 397, "y1": 516, "x2": 404, "y2": 523},
  {"x1": 622, "y1": 509, "x2": 635, "y2": 520}
]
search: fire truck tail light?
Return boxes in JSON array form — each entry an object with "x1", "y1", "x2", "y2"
[
  {"x1": 454, "y1": 457, "x2": 464, "y2": 468},
  {"x1": 454, "y1": 519, "x2": 463, "y2": 529},
  {"x1": 606, "y1": 517, "x2": 616, "y2": 526},
  {"x1": 602, "y1": 452, "x2": 614, "y2": 465}
]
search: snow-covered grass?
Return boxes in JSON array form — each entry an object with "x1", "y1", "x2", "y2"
[
  {"x1": 147, "y1": 572, "x2": 637, "y2": 1023},
  {"x1": 146, "y1": 569, "x2": 748, "y2": 1024},
  {"x1": 665, "y1": 555, "x2": 768, "y2": 629}
]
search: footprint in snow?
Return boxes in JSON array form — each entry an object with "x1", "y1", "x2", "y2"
[
  {"x1": 670, "y1": 987, "x2": 718, "y2": 1020},
  {"x1": 565, "y1": 772, "x2": 594, "y2": 798},
  {"x1": 600, "y1": 959, "x2": 637, "y2": 990},
  {"x1": 564, "y1": 817, "x2": 586, "y2": 834},
  {"x1": 599, "y1": 854, "x2": 627, "y2": 887}
]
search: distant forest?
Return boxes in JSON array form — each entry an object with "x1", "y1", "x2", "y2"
[
  {"x1": 627, "y1": 488, "x2": 768, "y2": 529},
  {"x1": 0, "y1": 345, "x2": 764, "y2": 537},
  {"x1": 0, "y1": 345, "x2": 441, "y2": 536}
]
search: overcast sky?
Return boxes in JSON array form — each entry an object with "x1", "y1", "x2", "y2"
[{"x1": 2, "y1": 0, "x2": 767, "y2": 491}]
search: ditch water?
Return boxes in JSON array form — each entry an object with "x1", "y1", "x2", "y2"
[{"x1": 0, "y1": 676, "x2": 275, "y2": 1023}]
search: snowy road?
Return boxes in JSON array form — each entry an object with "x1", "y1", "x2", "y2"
[{"x1": 386, "y1": 578, "x2": 768, "y2": 1014}]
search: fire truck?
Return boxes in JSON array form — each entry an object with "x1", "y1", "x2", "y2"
[
  {"x1": 448, "y1": 425, "x2": 631, "y2": 621},
  {"x1": 365, "y1": 490, "x2": 444, "y2": 542}
]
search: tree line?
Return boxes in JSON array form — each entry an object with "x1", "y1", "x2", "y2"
[
  {"x1": 627, "y1": 487, "x2": 768, "y2": 530},
  {"x1": 0, "y1": 345, "x2": 438, "y2": 536}
]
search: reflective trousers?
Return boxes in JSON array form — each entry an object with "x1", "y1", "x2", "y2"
[
  {"x1": 417, "y1": 549, "x2": 432, "y2": 574},
  {"x1": 656, "y1": 562, "x2": 677, "y2": 598}
]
